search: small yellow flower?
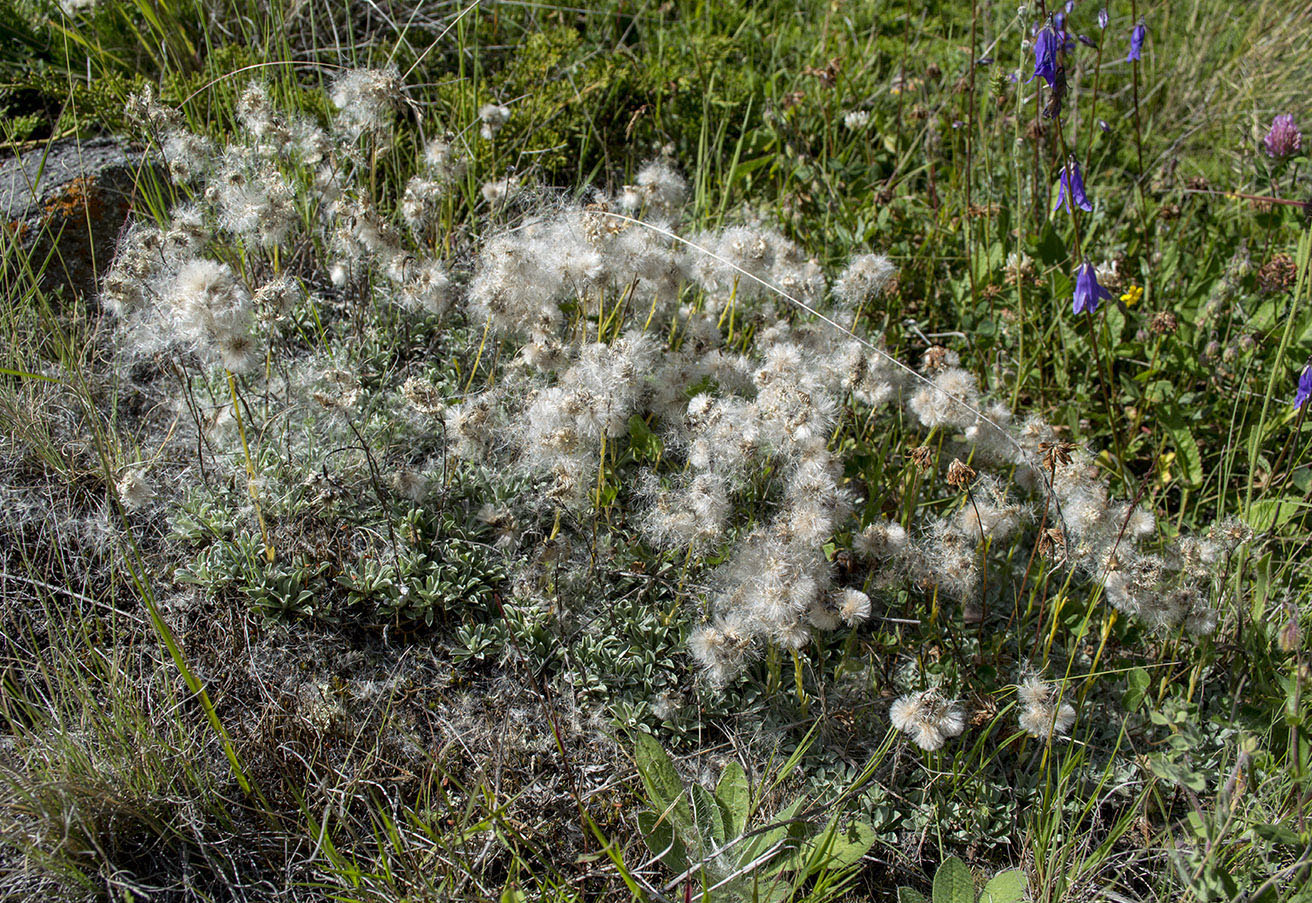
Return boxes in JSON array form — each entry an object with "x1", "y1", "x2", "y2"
[{"x1": 1120, "y1": 284, "x2": 1144, "y2": 307}]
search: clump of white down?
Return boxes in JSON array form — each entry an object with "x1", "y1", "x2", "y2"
[
  {"x1": 109, "y1": 77, "x2": 1252, "y2": 710},
  {"x1": 1017, "y1": 673, "x2": 1076, "y2": 741}
]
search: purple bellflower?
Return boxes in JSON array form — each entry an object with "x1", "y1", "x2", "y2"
[
  {"x1": 1264, "y1": 114, "x2": 1302, "y2": 159},
  {"x1": 1054, "y1": 157, "x2": 1092, "y2": 213},
  {"x1": 1296, "y1": 365, "x2": 1312, "y2": 410},
  {"x1": 1031, "y1": 25, "x2": 1061, "y2": 87},
  {"x1": 1073, "y1": 261, "x2": 1113, "y2": 315},
  {"x1": 1098, "y1": 7, "x2": 1108, "y2": 29},
  {"x1": 1127, "y1": 19, "x2": 1146, "y2": 61}
]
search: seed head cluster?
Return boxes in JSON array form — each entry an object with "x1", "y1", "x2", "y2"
[{"x1": 103, "y1": 77, "x2": 1254, "y2": 758}]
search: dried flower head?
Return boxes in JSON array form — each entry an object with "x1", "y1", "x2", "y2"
[
  {"x1": 1150, "y1": 310, "x2": 1178, "y2": 335},
  {"x1": 400, "y1": 376, "x2": 447, "y2": 416},
  {"x1": 1039, "y1": 440, "x2": 1076, "y2": 472},
  {"x1": 1036, "y1": 526, "x2": 1066, "y2": 558},
  {"x1": 478, "y1": 103, "x2": 511, "y2": 140},
  {"x1": 910, "y1": 445, "x2": 934, "y2": 473},
  {"x1": 313, "y1": 368, "x2": 362, "y2": 410},
  {"x1": 946, "y1": 458, "x2": 976, "y2": 489},
  {"x1": 837, "y1": 588, "x2": 872, "y2": 626}
]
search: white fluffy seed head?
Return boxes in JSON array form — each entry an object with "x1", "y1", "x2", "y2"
[
  {"x1": 331, "y1": 67, "x2": 402, "y2": 140},
  {"x1": 855, "y1": 524, "x2": 907, "y2": 572},
  {"x1": 837, "y1": 588, "x2": 871, "y2": 626},
  {"x1": 478, "y1": 103, "x2": 511, "y2": 139},
  {"x1": 833, "y1": 253, "x2": 895, "y2": 307},
  {"x1": 167, "y1": 258, "x2": 257, "y2": 370},
  {"x1": 890, "y1": 690, "x2": 965, "y2": 751},
  {"x1": 908, "y1": 368, "x2": 979, "y2": 429},
  {"x1": 116, "y1": 468, "x2": 155, "y2": 510}
]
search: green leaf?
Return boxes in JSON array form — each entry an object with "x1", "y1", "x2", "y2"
[
  {"x1": 1149, "y1": 756, "x2": 1208, "y2": 792},
  {"x1": 746, "y1": 798, "x2": 804, "y2": 865},
  {"x1": 1245, "y1": 498, "x2": 1307, "y2": 532},
  {"x1": 813, "y1": 819, "x2": 877, "y2": 873},
  {"x1": 1122, "y1": 667, "x2": 1151, "y2": 712},
  {"x1": 933, "y1": 856, "x2": 975, "y2": 903},
  {"x1": 689, "y1": 783, "x2": 726, "y2": 849},
  {"x1": 980, "y1": 870, "x2": 1027, "y2": 903},
  {"x1": 1104, "y1": 302, "x2": 1126, "y2": 347},
  {"x1": 628, "y1": 415, "x2": 664, "y2": 462},
  {"x1": 1035, "y1": 224, "x2": 1066, "y2": 266},
  {"x1": 635, "y1": 734, "x2": 681, "y2": 810},
  {"x1": 635, "y1": 733, "x2": 694, "y2": 838},
  {"x1": 1170, "y1": 427, "x2": 1204, "y2": 487},
  {"x1": 1252, "y1": 822, "x2": 1301, "y2": 845},
  {"x1": 637, "y1": 809, "x2": 689, "y2": 875},
  {"x1": 898, "y1": 889, "x2": 928, "y2": 903},
  {"x1": 715, "y1": 760, "x2": 751, "y2": 838}
]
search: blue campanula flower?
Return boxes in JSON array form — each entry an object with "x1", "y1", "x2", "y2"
[
  {"x1": 1054, "y1": 157, "x2": 1092, "y2": 213},
  {"x1": 1072, "y1": 261, "x2": 1113, "y2": 315},
  {"x1": 1098, "y1": 7, "x2": 1108, "y2": 29},
  {"x1": 1296, "y1": 365, "x2": 1312, "y2": 410},
  {"x1": 1127, "y1": 19, "x2": 1146, "y2": 61},
  {"x1": 1031, "y1": 25, "x2": 1061, "y2": 87}
]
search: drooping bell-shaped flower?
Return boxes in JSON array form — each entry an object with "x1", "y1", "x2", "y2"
[
  {"x1": 1031, "y1": 25, "x2": 1061, "y2": 87},
  {"x1": 1127, "y1": 19, "x2": 1146, "y2": 61},
  {"x1": 1072, "y1": 261, "x2": 1113, "y2": 315},
  {"x1": 1054, "y1": 157, "x2": 1092, "y2": 214},
  {"x1": 1295, "y1": 364, "x2": 1312, "y2": 410}
]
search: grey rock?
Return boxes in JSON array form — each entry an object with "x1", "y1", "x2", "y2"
[{"x1": 0, "y1": 137, "x2": 160, "y2": 299}]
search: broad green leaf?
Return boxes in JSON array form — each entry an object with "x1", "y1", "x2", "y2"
[
  {"x1": 1149, "y1": 756, "x2": 1208, "y2": 792},
  {"x1": 637, "y1": 809, "x2": 689, "y2": 875},
  {"x1": 1245, "y1": 498, "x2": 1306, "y2": 532},
  {"x1": 1251, "y1": 822, "x2": 1300, "y2": 845},
  {"x1": 1122, "y1": 667, "x2": 1151, "y2": 712},
  {"x1": 635, "y1": 733, "x2": 694, "y2": 841},
  {"x1": 635, "y1": 734, "x2": 682, "y2": 812},
  {"x1": 980, "y1": 869, "x2": 1027, "y2": 903},
  {"x1": 899, "y1": 889, "x2": 928, "y2": 903},
  {"x1": 1171, "y1": 427, "x2": 1203, "y2": 487},
  {"x1": 1035, "y1": 224, "x2": 1066, "y2": 266},
  {"x1": 1104, "y1": 302, "x2": 1126, "y2": 347},
  {"x1": 715, "y1": 760, "x2": 751, "y2": 838},
  {"x1": 933, "y1": 856, "x2": 975, "y2": 903},
  {"x1": 689, "y1": 783, "x2": 726, "y2": 849},
  {"x1": 749, "y1": 798, "x2": 805, "y2": 866},
  {"x1": 814, "y1": 819, "x2": 876, "y2": 873}
]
